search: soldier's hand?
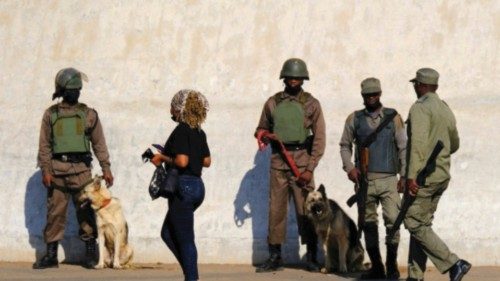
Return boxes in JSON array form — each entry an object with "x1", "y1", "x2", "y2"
[
  {"x1": 256, "y1": 130, "x2": 271, "y2": 144},
  {"x1": 42, "y1": 173, "x2": 52, "y2": 187},
  {"x1": 397, "y1": 177, "x2": 405, "y2": 193},
  {"x1": 347, "y1": 168, "x2": 360, "y2": 183},
  {"x1": 297, "y1": 170, "x2": 313, "y2": 187},
  {"x1": 103, "y1": 171, "x2": 114, "y2": 187},
  {"x1": 406, "y1": 179, "x2": 419, "y2": 196},
  {"x1": 262, "y1": 133, "x2": 279, "y2": 144}
]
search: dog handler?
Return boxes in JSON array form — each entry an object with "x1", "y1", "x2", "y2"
[
  {"x1": 339, "y1": 77, "x2": 406, "y2": 279},
  {"x1": 35, "y1": 67, "x2": 114, "y2": 269},
  {"x1": 404, "y1": 68, "x2": 471, "y2": 281},
  {"x1": 255, "y1": 58, "x2": 326, "y2": 272},
  {"x1": 150, "y1": 89, "x2": 211, "y2": 281}
]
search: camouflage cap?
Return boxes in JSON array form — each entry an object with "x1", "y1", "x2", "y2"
[
  {"x1": 410, "y1": 68, "x2": 439, "y2": 85},
  {"x1": 361, "y1": 77, "x2": 381, "y2": 94}
]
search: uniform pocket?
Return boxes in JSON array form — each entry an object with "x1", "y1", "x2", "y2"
[
  {"x1": 51, "y1": 160, "x2": 89, "y2": 176},
  {"x1": 51, "y1": 160, "x2": 72, "y2": 175}
]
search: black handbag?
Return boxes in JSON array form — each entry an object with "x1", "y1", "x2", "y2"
[{"x1": 148, "y1": 164, "x2": 179, "y2": 200}]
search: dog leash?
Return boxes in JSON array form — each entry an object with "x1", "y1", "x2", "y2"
[{"x1": 257, "y1": 130, "x2": 301, "y2": 178}]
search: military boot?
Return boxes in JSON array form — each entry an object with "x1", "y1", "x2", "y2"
[
  {"x1": 33, "y1": 241, "x2": 59, "y2": 269},
  {"x1": 449, "y1": 259, "x2": 471, "y2": 281},
  {"x1": 256, "y1": 244, "x2": 284, "y2": 273},
  {"x1": 84, "y1": 239, "x2": 97, "y2": 268},
  {"x1": 305, "y1": 241, "x2": 320, "y2": 272},
  {"x1": 361, "y1": 246, "x2": 386, "y2": 279},
  {"x1": 386, "y1": 243, "x2": 400, "y2": 280},
  {"x1": 361, "y1": 223, "x2": 386, "y2": 279}
]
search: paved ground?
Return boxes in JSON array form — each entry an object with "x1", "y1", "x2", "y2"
[{"x1": 0, "y1": 262, "x2": 496, "y2": 280}]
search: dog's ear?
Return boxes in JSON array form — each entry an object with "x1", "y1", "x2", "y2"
[{"x1": 318, "y1": 184, "x2": 327, "y2": 199}]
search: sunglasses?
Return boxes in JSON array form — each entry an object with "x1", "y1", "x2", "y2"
[{"x1": 362, "y1": 92, "x2": 381, "y2": 98}]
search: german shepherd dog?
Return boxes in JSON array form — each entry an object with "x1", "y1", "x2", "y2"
[
  {"x1": 305, "y1": 184, "x2": 365, "y2": 274},
  {"x1": 81, "y1": 175, "x2": 133, "y2": 269}
]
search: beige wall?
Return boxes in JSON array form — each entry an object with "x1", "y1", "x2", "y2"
[{"x1": 1, "y1": 0, "x2": 498, "y2": 265}]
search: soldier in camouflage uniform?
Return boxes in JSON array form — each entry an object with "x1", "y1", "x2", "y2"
[
  {"x1": 339, "y1": 77, "x2": 406, "y2": 279},
  {"x1": 255, "y1": 58, "x2": 326, "y2": 273},
  {"x1": 404, "y1": 68, "x2": 471, "y2": 281},
  {"x1": 34, "y1": 68, "x2": 114, "y2": 269}
]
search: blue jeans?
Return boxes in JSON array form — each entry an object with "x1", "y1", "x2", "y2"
[{"x1": 161, "y1": 175, "x2": 205, "y2": 281}]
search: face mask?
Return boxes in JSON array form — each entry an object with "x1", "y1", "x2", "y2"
[
  {"x1": 63, "y1": 89, "x2": 80, "y2": 104},
  {"x1": 285, "y1": 85, "x2": 301, "y2": 95},
  {"x1": 363, "y1": 100, "x2": 382, "y2": 112},
  {"x1": 284, "y1": 79, "x2": 303, "y2": 96}
]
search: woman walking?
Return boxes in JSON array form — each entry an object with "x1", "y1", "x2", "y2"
[{"x1": 151, "y1": 89, "x2": 211, "y2": 281}]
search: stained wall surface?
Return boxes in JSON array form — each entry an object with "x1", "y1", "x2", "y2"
[{"x1": 1, "y1": 0, "x2": 498, "y2": 265}]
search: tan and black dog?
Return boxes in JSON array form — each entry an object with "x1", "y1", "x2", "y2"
[
  {"x1": 305, "y1": 184, "x2": 365, "y2": 274},
  {"x1": 81, "y1": 175, "x2": 133, "y2": 269}
]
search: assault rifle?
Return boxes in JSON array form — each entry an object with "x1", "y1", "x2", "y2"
[
  {"x1": 354, "y1": 146, "x2": 369, "y2": 239},
  {"x1": 346, "y1": 111, "x2": 398, "y2": 238},
  {"x1": 387, "y1": 140, "x2": 444, "y2": 241}
]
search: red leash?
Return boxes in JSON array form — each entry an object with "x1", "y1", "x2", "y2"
[
  {"x1": 276, "y1": 141, "x2": 301, "y2": 178},
  {"x1": 257, "y1": 130, "x2": 301, "y2": 178}
]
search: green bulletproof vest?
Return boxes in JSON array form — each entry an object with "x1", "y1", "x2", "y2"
[
  {"x1": 50, "y1": 104, "x2": 91, "y2": 154},
  {"x1": 271, "y1": 92, "x2": 311, "y2": 144}
]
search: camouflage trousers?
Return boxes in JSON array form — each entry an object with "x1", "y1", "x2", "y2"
[{"x1": 364, "y1": 175, "x2": 402, "y2": 246}]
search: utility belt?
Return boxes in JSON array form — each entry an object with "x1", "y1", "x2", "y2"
[
  {"x1": 271, "y1": 136, "x2": 313, "y2": 154},
  {"x1": 52, "y1": 153, "x2": 93, "y2": 167}
]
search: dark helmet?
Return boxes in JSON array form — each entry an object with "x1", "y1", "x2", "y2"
[
  {"x1": 54, "y1": 67, "x2": 88, "y2": 92},
  {"x1": 279, "y1": 58, "x2": 309, "y2": 80}
]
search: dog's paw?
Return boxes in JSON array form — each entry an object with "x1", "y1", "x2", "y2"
[
  {"x1": 94, "y1": 264, "x2": 105, "y2": 269},
  {"x1": 113, "y1": 264, "x2": 123, "y2": 270},
  {"x1": 320, "y1": 267, "x2": 328, "y2": 274}
]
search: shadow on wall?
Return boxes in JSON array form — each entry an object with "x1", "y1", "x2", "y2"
[
  {"x1": 233, "y1": 149, "x2": 300, "y2": 265},
  {"x1": 24, "y1": 170, "x2": 84, "y2": 263}
]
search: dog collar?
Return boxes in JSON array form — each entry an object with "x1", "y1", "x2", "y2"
[{"x1": 99, "y1": 198, "x2": 112, "y2": 210}]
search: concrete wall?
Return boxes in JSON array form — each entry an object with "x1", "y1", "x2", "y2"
[{"x1": 1, "y1": 0, "x2": 498, "y2": 265}]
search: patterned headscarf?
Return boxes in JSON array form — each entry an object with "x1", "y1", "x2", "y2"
[{"x1": 171, "y1": 89, "x2": 209, "y2": 128}]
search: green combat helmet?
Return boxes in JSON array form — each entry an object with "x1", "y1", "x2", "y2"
[
  {"x1": 54, "y1": 67, "x2": 88, "y2": 92},
  {"x1": 279, "y1": 58, "x2": 309, "y2": 80}
]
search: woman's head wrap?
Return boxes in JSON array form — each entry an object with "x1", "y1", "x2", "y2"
[{"x1": 171, "y1": 89, "x2": 209, "y2": 128}]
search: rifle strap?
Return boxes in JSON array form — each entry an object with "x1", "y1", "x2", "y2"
[{"x1": 360, "y1": 110, "x2": 398, "y2": 148}]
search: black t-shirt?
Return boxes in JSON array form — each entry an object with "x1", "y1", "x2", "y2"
[{"x1": 163, "y1": 122, "x2": 210, "y2": 177}]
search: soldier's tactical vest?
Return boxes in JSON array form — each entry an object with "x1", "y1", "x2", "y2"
[
  {"x1": 271, "y1": 92, "x2": 311, "y2": 144},
  {"x1": 354, "y1": 108, "x2": 398, "y2": 173},
  {"x1": 50, "y1": 104, "x2": 91, "y2": 154}
]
